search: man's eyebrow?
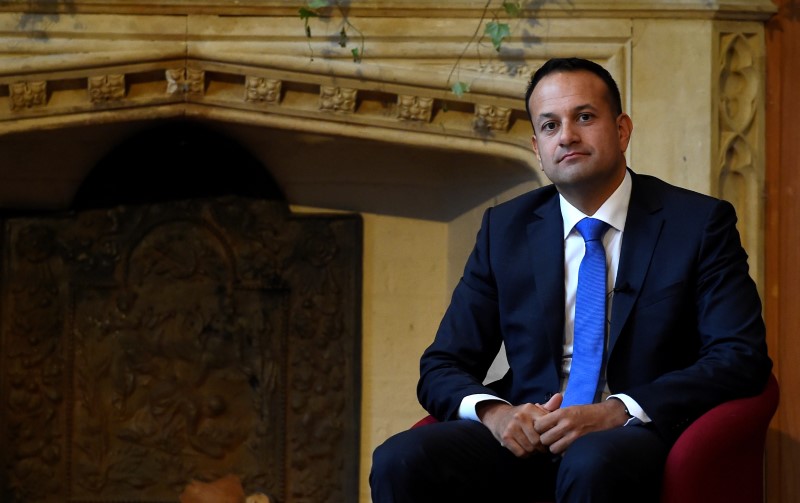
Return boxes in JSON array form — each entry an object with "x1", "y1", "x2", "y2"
[
  {"x1": 535, "y1": 112, "x2": 558, "y2": 123},
  {"x1": 573, "y1": 103, "x2": 598, "y2": 112}
]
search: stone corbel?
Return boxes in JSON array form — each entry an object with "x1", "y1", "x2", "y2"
[
  {"x1": 166, "y1": 68, "x2": 206, "y2": 96},
  {"x1": 473, "y1": 104, "x2": 511, "y2": 132},
  {"x1": 320, "y1": 86, "x2": 357, "y2": 113},
  {"x1": 244, "y1": 77, "x2": 282, "y2": 104},
  {"x1": 88, "y1": 74, "x2": 126, "y2": 103},
  {"x1": 9, "y1": 81, "x2": 47, "y2": 111},
  {"x1": 397, "y1": 95, "x2": 434, "y2": 122}
]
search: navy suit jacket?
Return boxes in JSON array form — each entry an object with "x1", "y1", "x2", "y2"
[{"x1": 418, "y1": 170, "x2": 772, "y2": 444}]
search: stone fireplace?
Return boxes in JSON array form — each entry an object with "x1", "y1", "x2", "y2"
[
  {"x1": 0, "y1": 1, "x2": 775, "y2": 501},
  {"x1": 1, "y1": 120, "x2": 363, "y2": 502}
]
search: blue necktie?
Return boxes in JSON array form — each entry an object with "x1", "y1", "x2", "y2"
[{"x1": 562, "y1": 217, "x2": 610, "y2": 407}]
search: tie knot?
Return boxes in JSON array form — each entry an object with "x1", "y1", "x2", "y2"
[{"x1": 575, "y1": 218, "x2": 609, "y2": 243}]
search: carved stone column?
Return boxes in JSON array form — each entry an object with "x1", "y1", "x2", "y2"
[{"x1": 715, "y1": 22, "x2": 767, "y2": 288}]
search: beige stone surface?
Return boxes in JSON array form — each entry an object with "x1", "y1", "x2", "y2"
[
  {"x1": 358, "y1": 214, "x2": 448, "y2": 501},
  {"x1": 631, "y1": 18, "x2": 715, "y2": 193}
]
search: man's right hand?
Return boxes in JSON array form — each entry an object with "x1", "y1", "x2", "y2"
[{"x1": 477, "y1": 393, "x2": 563, "y2": 457}]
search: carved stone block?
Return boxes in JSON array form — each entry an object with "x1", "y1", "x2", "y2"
[
  {"x1": 9, "y1": 80, "x2": 47, "y2": 110},
  {"x1": 319, "y1": 86, "x2": 357, "y2": 113},
  {"x1": 167, "y1": 68, "x2": 206, "y2": 96},
  {"x1": 245, "y1": 77, "x2": 282, "y2": 104},
  {"x1": 474, "y1": 104, "x2": 511, "y2": 132},
  {"x1": 88, "y1": 74, "x2": 126, "y2": 102},
  {"x1": 397, "y1": 95, "x2": 434, "y2": 122}
]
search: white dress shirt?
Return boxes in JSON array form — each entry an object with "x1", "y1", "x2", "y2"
[{"x1": 459, "y1": 171, "x2": 651, "y2": 424}]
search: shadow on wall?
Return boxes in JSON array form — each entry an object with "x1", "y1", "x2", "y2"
[{"x1": 71, "y1": 119, "x2": 285, "y2": 210}]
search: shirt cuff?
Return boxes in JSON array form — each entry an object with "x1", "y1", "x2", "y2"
[
  {"x1": 458, "y1": 394, "x2": 511, "y2": 422},
  {"x1": 607, "y1": 393, "x2": 652, "y2": 424}
]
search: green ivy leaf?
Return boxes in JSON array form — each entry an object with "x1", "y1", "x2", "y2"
[
  {"x1": 339, "y1": 27, "x2": 348, "y2": 47},
  {"x1": 502, "y1": 1, "x2": 522, "y2": 17},
  {"x1": 485, "y1": 21, "x2": 511, "y2": 52},
  {"x1": 299, "y1": 7, "x2": 319, "y2": 38},
  {"x1": 451, "y1": 81, "x2": 470, "y2": 97},
  {"x1": 298, "y1": 7, "x2": 318, "y2": 21},
  {"x1": 308, "y1": 0, "x2": 329, "y2": 8},
  {"x1": 352, "y1": 48, "x2": 361, "y2": 62}
]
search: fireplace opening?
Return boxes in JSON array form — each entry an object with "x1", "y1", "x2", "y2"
[
  {"x1": 71, "y1": 119, "x2": 285, "y2": 210},
  {"x1": 1, "y1": 119, "x2": 362, "y2": 502}
]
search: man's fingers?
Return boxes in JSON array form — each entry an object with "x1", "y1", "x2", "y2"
[
  {"x1": 485, "y1": 402, "x2": 559, "y2": 458},
  {"x1": 533, "y1": 407, "x2": 558, "y2": 435},
  {"x1": 544, "y1": 429, "x2": 576, "y2": 455},
  {"x1": 542, "y1": 392, "x2": 563, "y2": 411},
  {"x1": 499, "y1": 411, "x2": 543, "y2": 457},
  {"x1": 538, "y1": 421, "x2": 561, "y2": 446},
  {"x1": 500, "y1": 426, "x2": 535, "y2": 454}
]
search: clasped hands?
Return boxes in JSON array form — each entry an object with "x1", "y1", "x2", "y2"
[{"x1": 476, "y1": 394, "x2": 629, "y2": 457}]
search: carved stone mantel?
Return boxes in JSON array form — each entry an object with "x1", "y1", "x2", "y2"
[
  {"x1": 0, "y1": 1, "x2": 774, "y2": 194},
  {"x1": 0, "y1": 1, "x2": 775, "y2": 176}
]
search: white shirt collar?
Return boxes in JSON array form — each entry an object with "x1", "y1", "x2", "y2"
[{"x1": 559, "y1": 170, "x2": 632, "y2": 239}]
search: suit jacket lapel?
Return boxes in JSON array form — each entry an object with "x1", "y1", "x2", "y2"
[
  {"x1": 527, "y1": 194, "x2": 566, "y2": 362},
  {"x1": 609, "y1": 173, "x2": 664, "y2": 354}
]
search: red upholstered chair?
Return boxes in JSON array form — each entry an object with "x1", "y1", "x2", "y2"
[
  {"x1": 659, "y1": 373, "x2": 779, "y2": 503},
  {"x1": 411, "y1": 373, "x2": 779, "y2": 503}
]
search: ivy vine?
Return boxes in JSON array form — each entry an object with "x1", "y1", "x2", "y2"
[
  {"x1": 449, "y1": 1, "x2": 523, "y2": 96},
  {"x1": 299, "y1": 0, "x2": 364, "y2": 63},
  {"x1": 299, "y1": 0, "x2": 524, "y2": 96}
]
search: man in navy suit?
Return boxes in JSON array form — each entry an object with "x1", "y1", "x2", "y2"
[{"x1": 370, "y1": 57, "x2": 771, "y2": 502}]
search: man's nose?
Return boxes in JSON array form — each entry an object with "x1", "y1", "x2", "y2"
[{"x1": 559, "y1": 121, "x2": 579, "y2": 145}]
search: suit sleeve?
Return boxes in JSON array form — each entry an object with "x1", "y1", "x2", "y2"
[
  {"x1": 417, "y1": 208, "x2": 505, "y2": 421},
  {"x1": 624, "y1": 199, "x2": 772, "y2": 443}
]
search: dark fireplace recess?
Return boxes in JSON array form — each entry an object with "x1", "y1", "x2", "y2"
[{"x1": 0, "y1": 120, "x2": 362, "y2": 503}]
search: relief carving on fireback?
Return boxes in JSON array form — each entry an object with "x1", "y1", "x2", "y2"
[{"x1": 0, "y1": 197, "x2": 362, "y2": 503}]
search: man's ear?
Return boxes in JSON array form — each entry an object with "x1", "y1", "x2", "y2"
[
  {"x1": 531, "y1": 134, "x2": 542, "y2": 164},
  {"x1": 617, "y1": 113, "x2": 633, "y2": 152}
]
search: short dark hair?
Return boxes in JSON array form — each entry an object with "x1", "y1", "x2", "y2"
[{"x1": 524, "y1": 57, "x2": 623, "y2": 121}]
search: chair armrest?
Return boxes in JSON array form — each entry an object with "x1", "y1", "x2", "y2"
[
  {"x1": 411, "y1": 415, "x2": 439, "y2": 429},
  {"x1": 660, "y1": 373, "x2": 779, "y2": 503}
]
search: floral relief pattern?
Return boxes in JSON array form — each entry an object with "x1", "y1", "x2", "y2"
[
  {"x1": 88, "y1": 74, "x2": 126, "y2": 103},
  {"x1": 717, "y1": 30, "x2": 762, "y2": 263},
  {"x1": 245, "y1": 77, "x2": 282, "y2": 104},
  {"x1": 319, "y1": 86, "x2": 357, "y2": 113},
  {"x1": 397, "y1": 95, "x2": 434, "y2": 122},
  {"x1": 1, "y1": 197, "x2": 361, "y2": 503},
  {"x1": 166, "y1": 68, "x2": 206, "y2": 96},
  {"x1": 10, "y1": 81, "x2": 47, "y2": 110},
  {"x1": 474, "y1": 104, "x2": 512, "y2": 132}
]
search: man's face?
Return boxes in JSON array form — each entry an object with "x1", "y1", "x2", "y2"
[{"x1": 528, "y1": 70, "x2": 632, "y2": 209}]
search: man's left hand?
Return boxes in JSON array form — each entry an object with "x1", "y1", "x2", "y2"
[{"x1": 533, "y1": 398, "x2": 630, "y2": 454}]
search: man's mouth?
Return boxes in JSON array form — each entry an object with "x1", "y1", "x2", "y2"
[{"x1": 558, "y1": 152, "x2": 585, "y2": 162}]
